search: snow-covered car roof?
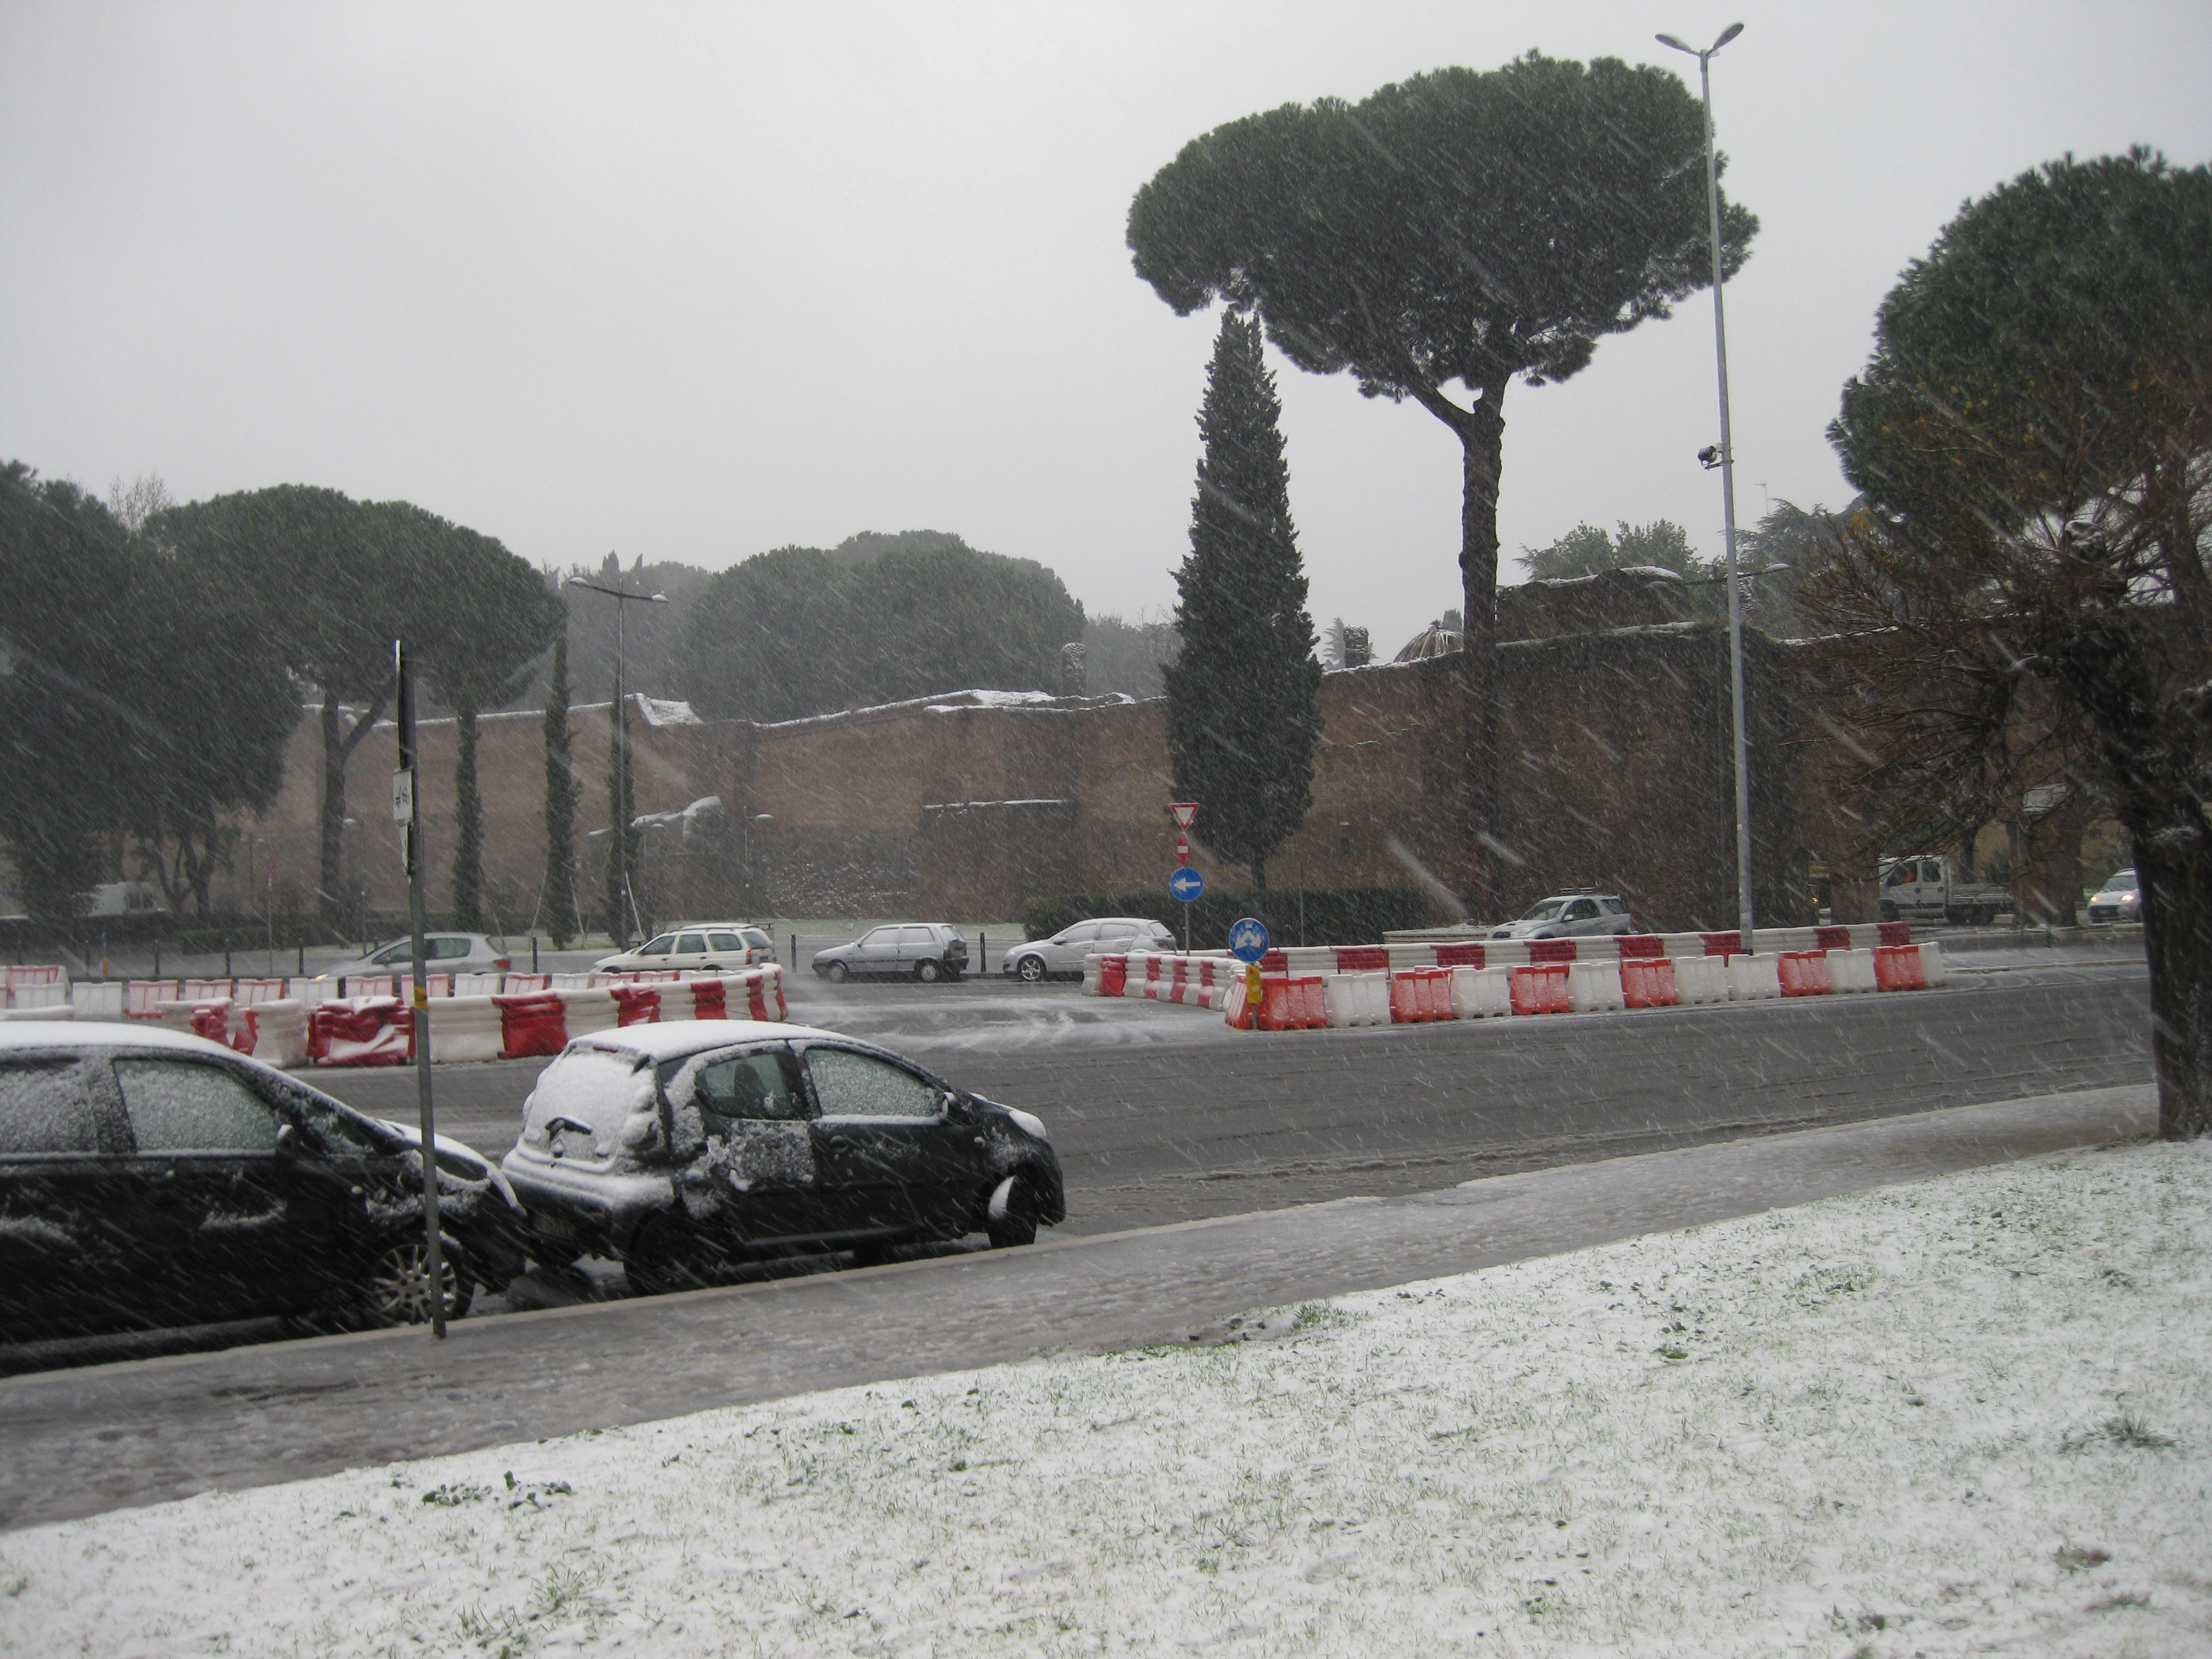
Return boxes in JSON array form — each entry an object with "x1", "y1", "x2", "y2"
[
  {"x1": 0, "y1": 1021, "x2": 241, "y2": 1057},
  {"x1": 566, "y1": 1019, "x2": 839, "y2": 1062}
]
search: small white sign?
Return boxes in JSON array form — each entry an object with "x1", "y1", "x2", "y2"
[{"x1": 391, "y1": 768, "x2": 415, "y2": 825}]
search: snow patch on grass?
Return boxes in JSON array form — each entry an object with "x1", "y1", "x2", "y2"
[{"x1": 4, "y1": 1140, "x2": 2208, "y2": 1657}]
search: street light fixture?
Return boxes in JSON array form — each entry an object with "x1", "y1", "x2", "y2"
[
  {"x1": 1658, "y1": 21, "x2": 1755, "y2": 947},
  {"x1": 564, "y1": 571, "x2": 669, "y2": 946}
]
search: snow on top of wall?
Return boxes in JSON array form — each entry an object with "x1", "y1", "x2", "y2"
[{"x1": 635, "y1": 695, "x2": 702, "y2": 727}]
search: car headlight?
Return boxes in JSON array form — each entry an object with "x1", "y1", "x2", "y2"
[{"x1": 1006, "y1": 1108, "x2": 1048, "y2": 1142}]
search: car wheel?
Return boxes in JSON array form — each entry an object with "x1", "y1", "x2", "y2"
[
  {"x1": 362, "y1": 1234, "x2": 474, "y2": 1326},
  {"x1": 625, "y1": 1217, "x2": 717, "y2": 1298},
  {"x1": 824, "y1": 961, "x2": 848, "y2": 984},
  {"x1": 1879, "y1": 900, "x2": 1899, "y2": 923},
  {"x1": 986, "y1": 1175, "x2": 1041, "y2": 1249},
  {"x1": 1016, "y1": 954, "x2": 1045, "y2": 984},
  {"x1": 916, "y1": 959, "x2": 942, "y2": 984}
]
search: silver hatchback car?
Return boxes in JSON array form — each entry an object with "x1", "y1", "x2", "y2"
[
  {"x1": 1002, "y1": 917, "x2": 1177, "y2": 982},
  {"x1": 1487, "y1": 891, "x2": 1637, "y2": 941}
]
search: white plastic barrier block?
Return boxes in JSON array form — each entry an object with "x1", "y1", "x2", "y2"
[
  {"x1": 560, "y1": 987, "x2": 622, "y2": 1036},
  {"x1": 658, "y1": 980, "x2": 699, "y2": 1021},
  {"x1": 1279, "y1": 947, "x2": 1335, "y2": 974},
  {"x1": 549, "y1": 972, "x2": 597, "y2": 991},
  {"x1": 291, "y1": 977, "x2": 332, "y2": 1007},
  {"x1": 452, "y1": 972, "x2": 504, "y2": 997},
  {"x1": 1478, "y1": 939, "x2": 1531, "y2": 968},
  {"x1": 8, "y1": 982, "x2": 69, "y2": 1010},
  {"x1": 247, "y1": 1000, "x2": 310, "y2": 1068},
  {"x1": 1919, "y1": 940, "x2": 1948, "y2": 987},
  {"x1": 1672, "y1": 954, "x2": 1729, "y2": 1005},
  {"x1": 1452, "y1": 964, "x2": 1515, "y2": 1019},
  {"x1": 1829, "y1": 948, "x2": 1878, "y2": 994},
  {"x1": 427, "y1": 995, "x2": 504, "y2": 1063},
  {"x1": 0, "y1": 1004, "x2": 72, "y2": 1022},
  {"x1": 1567, "y1": 959, "x2": 1625, "y2": 1013},
  {"x1": 70, "y1": 982, "x2": 126, "y2": 1021},
  {"x1": 1726, "y1": 954, "x2": 1782, "y2": 1000},
  {"x1": 154, "y1": 998, "x2": 212, "y2": 1034}
]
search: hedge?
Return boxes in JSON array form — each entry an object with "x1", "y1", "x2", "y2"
[{"x1": 1020, "y1": 886, "x2": 1432, "y2": 947}]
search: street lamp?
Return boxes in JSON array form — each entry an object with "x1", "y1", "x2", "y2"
[
  {"x1": 1658, "y1": 21, "x2": 1755, "y2": 946},
  {"x1": 564, "y1": 570, "x2": 668, "y2": 946}
]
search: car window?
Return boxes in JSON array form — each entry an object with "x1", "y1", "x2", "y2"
[
  {"x1": 431, "y1": 937, "x2": 474, "y2": 960},
  {"x1": 1523, "y1": 899, "x2": 1567, "y2": 922},
  {"x1": 115, "y1": 1059, "x2": 281, "y2": 1153},
  {"x1": 672, "y1": 933, "x2": 708, "y2": 955},
  {"x1": 859, "y1": 928, "x2": 894, "y2": 947},
  {"x1": 638, "y1": 934, "x2": 675, "y2": 957},
  {"x1": 1564, "y1": 899, "x2": 1598, "y2": 922},
  {"x1": 1600, "y1": 898, "x2": 1626, "y2": 914},
  {"x1": 708, "y1": 932, "x2": 746, "y2": 951},
  {"x1": 695, "y1": 1052, "x2": 807, "y2": 1124},
  {"x1": 0, "y1": 1059, "x2": 98, "y2": 1154},
  {"x1": 900, "y1": 926, "x2": 936, "y2": 945},
  {"x1": 1884, "y1": 865, "x2": 1912, "y2": 887},
  {"x1": 372, "y1": 940, "x2": 412, "y2": 965},
  {"x1": 742, "y1": 929, "x2": 772, "y2": 949},
  {"x1": 1058, "y1": 922, "x2": 1101, "y2": 945},
  {"x1": 805, "y1": 1048, "x2": 940, "y2": 1119},
  {"x1": 273, "y1": 1084, "x2": 389, "y2": 1154}
]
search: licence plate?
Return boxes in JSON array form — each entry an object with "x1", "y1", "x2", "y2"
[{"x1": 534, "y1": 1213, "x2": 575, "y2": 1240}]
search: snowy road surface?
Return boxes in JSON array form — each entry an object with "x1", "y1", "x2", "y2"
[
  {"x1": 313, "y1": 956, "x2": 2150, "y2": 1232},
  {"x1": 2, "y1": 1105, "x2": 2200, "y2": 1659},
  {"x1": 0, "y1": 1081, "x2": 2154, "y2": 1533}
]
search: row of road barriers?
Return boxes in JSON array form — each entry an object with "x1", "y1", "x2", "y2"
[
  {"x1": 0, "y1": 965, "x2": 786, "y2": 1068},
  {"x1": 1081, "y1": 934, "x2": 1947, "y2": 1033}
]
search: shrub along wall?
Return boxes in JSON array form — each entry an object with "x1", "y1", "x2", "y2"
[{"x1": 1020, "y1": 886, "x2": 1430, "y2": 947}]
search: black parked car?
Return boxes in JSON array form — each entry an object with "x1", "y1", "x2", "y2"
[
  {"x1": 0, "y1": 1023, "x2": 527, "y2": 1344},
  {"x1": 500, "y1": 1019, "x2": 1064, "y2": 1295}
]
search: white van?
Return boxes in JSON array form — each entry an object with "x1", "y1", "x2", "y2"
[{"x1": 79, "y1": 882, "x2": 167, "y2": 916}]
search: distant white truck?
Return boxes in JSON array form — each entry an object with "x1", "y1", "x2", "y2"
[{"x1": 1877, "y1": 855, "x2": 2007, "y2": 926}]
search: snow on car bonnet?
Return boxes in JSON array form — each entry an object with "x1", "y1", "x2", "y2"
[{"x1": 518, "y1": 1047, "x2": 662, "y2": 1167}]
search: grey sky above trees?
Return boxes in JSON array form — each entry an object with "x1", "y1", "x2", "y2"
[{"x1": 2, "y1": 3, "x2": 2208, "y2": 659}]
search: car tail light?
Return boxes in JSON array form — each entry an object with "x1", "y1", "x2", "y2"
[{"x1": 494, "y1": 957, "x2": 512, "y2": 970}]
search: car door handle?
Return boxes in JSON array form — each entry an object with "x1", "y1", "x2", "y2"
[{"x1": 823, "y1": 1135, "x2": 860, "y2": 1151}]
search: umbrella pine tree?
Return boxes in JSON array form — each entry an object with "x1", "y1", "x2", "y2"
[{"x1": 1163, "y1": 312, "x2": 1323, "y2": 890}]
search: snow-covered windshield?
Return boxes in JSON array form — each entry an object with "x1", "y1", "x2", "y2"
[
  {"x1": 2100, "y1": 870, "x2": 2137, "y2": 892},
  {"x1": 1521, "y1": 899, "x2": 1569, "y2": 922}
]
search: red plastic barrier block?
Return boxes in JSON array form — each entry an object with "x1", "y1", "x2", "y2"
[
  {"x1": 1333, "y1": 945, "x2": 1391, "y2": 972},
  {"x1": 1389, "y1": 972, "x2": 1419, "y2": 1024},
  {"x1": 1099, "y1": 955, "x2": 1128, "y2": 996},
  {"x1": 1874, "y1": 944, "x2": 1926, "y2": 991},
  {"x1": 1434, "y1": 942, "x2": 1486, "y2": 968},
  {"x1": 1528, "y1": 939, "x2": 1577, "y2": 964},
  {"x1": 1256, "y1": 975, "x2": 1302, "y2": 1032},
  {"x1": 610, "y1": 984, "x2": 662, "y2": 1025},
  {"x1": 1295, "y1": 976, "x2": 1327, "y2": 1028},
  {"x1": 310, "y1": 998, "x2": 411, "y2": 1066},
  {"x1": 1142, "y1": 956, "x2": 1165, "y2": 999},
  {"x1": 1259, "y1": 950, "x2": 1288, "y2": 973},
  {"x1": 689, "y1": 979, "x2": 728, "y2": 1020},
  {"x1": 1509, "y1": 963, "x2": 1571, "y2": 1014},
  {"x1": 1778, "y1": 951, "x2": 1832, "y2": 996},
  {"x1": 496, "y1": 991, "x2": 569, "y2": 1059},
  {"x1": 1814, "y1": 925, "x2": 1853, "y2": 951},
  {"x1": 189, "y1": 1004, "x2": 229, "y2": 1045},
  {"x1": 1421, "y1": 968, "x2": 1453, "y2": 1020},
  {"x1": 1621, "y1": 956, "x2": 1681, "y2": 1008},
  {"x1": 1617, "y1": 934, "x2": 1666, "y2": 960},
  {"x1": 1701, "y1": 931, "x2": 1743, "y2": 957},
  {"x1": 1876, "y1": 922, "x2": 1912, "y2": 947}
]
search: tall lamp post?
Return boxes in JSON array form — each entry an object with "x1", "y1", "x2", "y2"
[
  {"x1": 564, "y1": 571, "x2": 667, "y2": 945},
  {"x1": 1658, "y1": 21, "x2": 1755, "y2": 946}
]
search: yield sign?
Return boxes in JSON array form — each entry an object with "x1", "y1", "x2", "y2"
[{"x1": 1169, "y1": 802, "x2": 1199, "y2": 830}]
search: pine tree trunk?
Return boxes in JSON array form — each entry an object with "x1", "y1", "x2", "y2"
[
  {"x1": 1455, "y1": 383, "x2": 1508, "y2": 923},
  {"x1": 452, "y1": 702, "x2": 483, "y2": 930},
  {"x1": 543, "y1": 632, "x2": 578, "y2": 947},
  {"x1": 1252, "y1": 855, "x2": 1267, "y2": 891},
  {"x1": 2136, "y1": 832, "x2": 2212, "y2": 1140},
  {"x1": 318, "y1": 695, "x2": 347, "y2": 922}
]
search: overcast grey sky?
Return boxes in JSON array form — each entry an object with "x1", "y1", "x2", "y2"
[{"x1": 4, "y1": 1, "x2": 2209, "y2": 659}]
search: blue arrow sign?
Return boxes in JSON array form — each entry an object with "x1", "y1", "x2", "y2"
[
  {"x1": 1227, "y1": 916, "x2": 1272, "y2": 963},
  {"x1": 1169, "y1": 866, "x2": 1205, "y2": 902}
]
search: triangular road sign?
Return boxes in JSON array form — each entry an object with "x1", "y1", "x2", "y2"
[{"x1": 1169, "y1": 802, "x2": 1198, "y2": 830}]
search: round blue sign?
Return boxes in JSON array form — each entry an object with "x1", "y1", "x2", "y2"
[
  {"x1": 1227, "y1": 916, "x2": 1272, "y2": 963},
  {"x1": 1168, "y1": 866, "x2": 1205, "y2": 902}
]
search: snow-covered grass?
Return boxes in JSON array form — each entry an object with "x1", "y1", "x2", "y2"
[{"x1": 5, "y1": 1140, "x2": 2209, "y2": 1658}]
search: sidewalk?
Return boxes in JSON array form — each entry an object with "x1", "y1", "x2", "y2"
[{"x1": 0, "y1": 1082, "x2": 2155, "y2": 1532}]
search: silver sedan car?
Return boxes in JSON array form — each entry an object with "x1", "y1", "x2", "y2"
[
  {"x1": 1001, "y1": 917, "x2": 1177, "y2": 982},
  {"x1": 1487, "y1": 891, "x2": 1637, "y2": 941}
]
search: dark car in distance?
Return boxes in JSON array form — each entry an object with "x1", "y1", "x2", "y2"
[
  {"x1": 500, "y1": 1019, "x2": 1064, "y2": 1295},
  {"x1": 0, "y1": 1024, "x2": 527, "y2": 1344}
]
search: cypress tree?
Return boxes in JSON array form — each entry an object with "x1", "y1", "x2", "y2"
[
  {"x1": 541, "y1": 626, "x2": 579, "y2": 947},
  {"x1": 1163, "y1": 311, "x2": 1323, "y2": 889}
]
